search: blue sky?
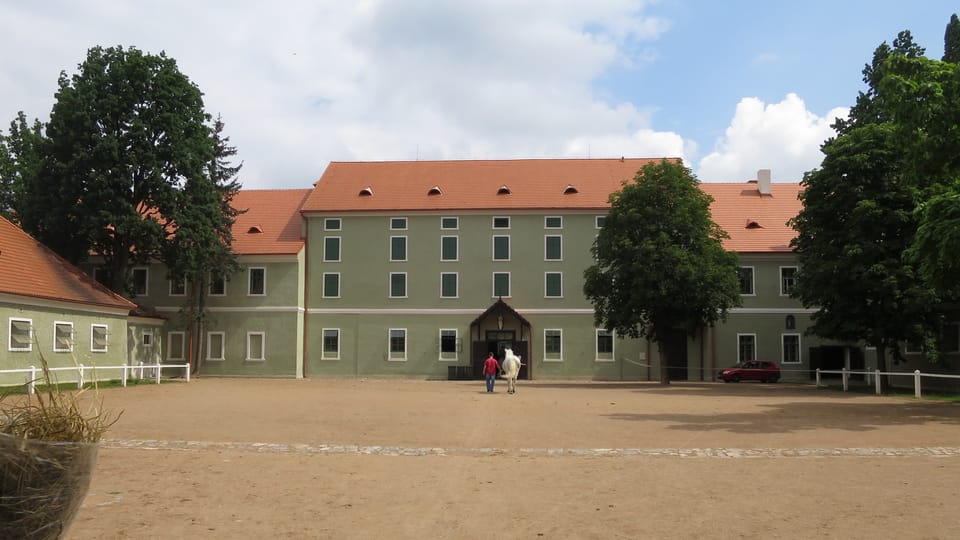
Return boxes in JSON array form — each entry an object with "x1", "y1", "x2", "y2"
[{"x1": 0, "y1": 1, "x2": 955, "y2": 189}]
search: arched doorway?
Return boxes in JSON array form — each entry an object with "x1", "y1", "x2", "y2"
[{"x1": 470, "y1": 299, "x2": 532, "y2": 380}]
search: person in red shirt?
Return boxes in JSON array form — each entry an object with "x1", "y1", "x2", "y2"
[{"x1": 483, "y1": 352, "x2": 500, "y2": 393}]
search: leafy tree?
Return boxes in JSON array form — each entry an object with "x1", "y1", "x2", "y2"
[
  {"x1": 0, "y1": 113, "x2": 46, "y2": 223},
  {"x1": 583, "y1": 160, "x2": 741, "y2": 384},
  {"x1": 944, "y1": 14, "x2": 960, "y2": 63},
  {"x1": 37, "y1": 45, "x2": 213, "y2": 294}
]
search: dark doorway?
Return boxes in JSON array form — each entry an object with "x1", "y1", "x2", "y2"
[{"x1": 662, "y1": 329, "x2": 689, "y2": 381}]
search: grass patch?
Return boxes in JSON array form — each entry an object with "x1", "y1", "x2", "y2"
[
  {"x1": 817, "y1": 383, "x2": 960, "y2": 402},
  {"x1": 0, "y1": 377, "x2": 183, "y2": 397}
]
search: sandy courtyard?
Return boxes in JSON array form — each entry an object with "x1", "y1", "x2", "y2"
[{"x1": 62, "y1": 378, "x2": 960, "y2": 539}]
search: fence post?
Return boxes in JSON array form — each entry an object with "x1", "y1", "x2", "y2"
[
  {"x1": 155, "y1": 363, "x2": 162, "y2": 384},
  {"x1": 77, "y1": 364, "x2": 85, "y2": 389},
  {"x1": 138, "y1": 361, "x2": 144, "y2": 380},
  {"x1": 27, "y1": 365, "x2": 36, "y2": 395},
  {"x1": 184, "y1": 363, "x2": 190, "y2": 382},
  {"x1": 914, "y1": 370, "x2": 922, "y2": 399},
  {"x1": 874, "y1": 369, "x2": 881, "y2": 395},
  {"x1": 816, "y1": 368, "x2": 821, "y2": 387},
  {"x1": 842, "y1": 367, "x2": 848, "y2": 392},
  {"x1": 122, "y1": 362, "x2": 128, "y2": 387}
]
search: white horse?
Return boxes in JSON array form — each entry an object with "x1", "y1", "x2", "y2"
[{"x1": 500, "y1": 347, "x2": 522, "y2": 394}]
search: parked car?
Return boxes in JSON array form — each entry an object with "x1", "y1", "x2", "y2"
[{"x1": 718, "y1": 360, "x2": 781, "y2": 383}]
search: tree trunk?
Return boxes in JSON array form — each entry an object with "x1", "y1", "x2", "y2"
[
  {"x1": 875, "y1": 344, "x2": 890, "y2": 392},
  {"x1": 658, "y1": 342, "x2": 670, "y2": 385}
]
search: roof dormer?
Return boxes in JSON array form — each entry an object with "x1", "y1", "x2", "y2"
[
  {"x1": 497, "y1": 185, "x2": 512, "y2": 195},
  {"x1": 428, "y1": 186, "x2": 443, "y2": 196},
  {"x1": 563, "y1": 184, "x2": 579, "y2": 194},
  {"x1": 358, "y1": 187, "x2": 374, "y2": 196}
]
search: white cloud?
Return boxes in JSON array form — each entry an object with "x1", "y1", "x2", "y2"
[{"x1": 695, "y1": 93, "x2": 848, "y2": 182}]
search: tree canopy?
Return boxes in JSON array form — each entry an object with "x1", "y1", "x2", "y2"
[{"x1": 583, "y1": 160, "x2": 741, "y2": 384}]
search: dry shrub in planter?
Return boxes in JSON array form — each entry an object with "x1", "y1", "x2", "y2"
[{"x1": 0, "y1": 355, "x2": 118, "y2": 539}]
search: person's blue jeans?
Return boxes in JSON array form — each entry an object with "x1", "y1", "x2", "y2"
[{"x1": 485, "y1": 374, "x2": 496, "y2": 392}]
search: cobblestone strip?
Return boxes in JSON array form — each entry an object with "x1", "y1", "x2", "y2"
[{"x1": 101, "y1": 439, "x2": 960, "y2": 458}]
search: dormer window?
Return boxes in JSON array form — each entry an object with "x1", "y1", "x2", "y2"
[
  {"x1": 563, "y1": 185, "x2": 579, "y2": 194},
  {"x1": 428, "y1": 186, "x2": 443, "y2": 196},
  {"x1": 745, "y1": 220, "x2": 762, "y2": 229},
  {"x1": 247, "y1": 225, "x2": 263, "y2": 234},
  {"x1": 359, "y1": 187, "x2": 374, "y2": 196},
  {"x1": 497, "y1": 185, "x2": 511, "y2": 195}
]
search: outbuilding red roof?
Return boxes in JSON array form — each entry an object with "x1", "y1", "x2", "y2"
[{"x1": 230, "y1": 189, "x2": 311, "y2": 255}]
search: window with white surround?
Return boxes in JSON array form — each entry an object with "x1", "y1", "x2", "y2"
[
  {"x1": 545, "y1": 272, "x2": 563, "y2": 298},
  {"x1": 53, "y1": 321, "x2": 73, "y2": 352},
  {"x1": 324, "y1": 217, "x2": 341, "y2": 231},
  {"x1": 596, "y1": 329, "x2": 614, "y2": 362},
  {"x1": 322, "y1": 329, "x2": 340, "y2": 360},
  {"x1": 169, "y1": 277, "x2": 187, "y2": 296},
  {"x1": 492, "y1": 235, "x2": 510, "y2": 261},
  {"x1": 595, "y1": 216, "x2": 606, "y2": 229},
  {"x1": 323, "y1": 273, "x2": 340, "y2": 298},
  {"x1": 390, "y1": 217, "x2": 408, "y2": 230},
  {"x1": 390, "y1": 272, "x2": 407, "y2": 298},
  {"x1": 167, "y1": 332, "x2": 185, "y2": 361},
  {"x1": 248, "y1": 267, "x2": 266, "y2": 296},
  {"x1": 493, "y1": 272, "x2": 510, "y2": 298},
  {"x1": 324, "y1": 237, "x2": 341, "y2": 262},
  {"x1": 132, "y1": 267, "x2": 148, "y2": 296},
  {"x1": 738, "y1": 334, "x2": 756, "y2": 362},
  {"x1": 90, "y1": 324, "x2": 108, "y2": 353},
  {"x1": 389, "y1": 329, "x2": 406, "y2": 361},
  {"x1": 209, "y1": 274, "x2": 226, "y2": 296},
  {"x1": 492, "y1": 216, "x2": 510, "y2": 229},
  {"x1": 141, "y1": 330, "x2": 153, "y2": 348},
  {"x1": 544, "y1": 329, "x2": 562, "y2": 362},
  {"x1": 440, "y1": 272, "x2": 458, "y2": 298},
  {"x1": 545, "y1": 216, "x2": 562, "y2": 229},
  {"x1": 207, "y1": 332, "x2": 225, "y2": 361},
  {"x1": 782, "y1": 333, "x2": 801, "y2": 364},
  {"x1": 441, "y1": 216, "x2": 459, "y2": 230},
  {"x1": 390, "y1": 236, "x2": 407, "y2": 261},
  {"x1": 780, "y1": 266, "x2": 798, "y2": 296},
  {"x1": 545, "y1": 235, "x2": 562, "y2": 260},
  {"x1": 738, "y1": 267, "x2": 755, "y2": 295},
  {"x1": 246, "y1": 332, "x2": 265, "y2": 361},
  {"x1": 440, "y1": 329, "x2": 458, "y2": 361},
  {"x1": 441, "y1": 236, "x2": 458, "y2": 261}
]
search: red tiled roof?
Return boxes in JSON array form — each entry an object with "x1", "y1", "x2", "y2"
[
  {"x1": 0, "y1": 216, "x2": 137, "y2": 310},
  {"x1": 301, "y1": 158, "x2": 801, "y2": 254},
  {"x1": 230, "y1": 189, "x2": 311, "y2": 255}
]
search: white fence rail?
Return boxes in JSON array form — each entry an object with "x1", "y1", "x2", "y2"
[
  {"x1": 0, "y1": 362, "x2": 190, "y2": 394},
  {"x1": 816, "y1": 368, "x2": 960, "y2": 398}
]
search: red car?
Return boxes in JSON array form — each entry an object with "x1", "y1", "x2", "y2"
[{"x1": 718, "y1": 360, "x2": 781, "y2": 383}]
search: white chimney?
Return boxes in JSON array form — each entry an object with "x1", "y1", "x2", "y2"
[{"x1": 757, "y1": 169, "x2": 772, "y2": 195}]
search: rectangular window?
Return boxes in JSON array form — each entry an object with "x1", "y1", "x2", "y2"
[
  {"x1": 544, "y1": 329, "x2": 562, "y2": 362},
  {"x1": 390, "y1": 236, "x2": 407, "y2": 261},
  {"x1": 209, "y1": 274, "x2": 226, "y2": 296},
  {"x1": 595, "y1": 216, "x2": 606, "y2": 229},
  {"x1": 738, "y1": 334, "x2": 756, "y2": 362},
  {"x1": 441, "y1": 236, "x2": 458, "y2": 261},
  {"x1": 54, "y1": 321, "x2": 73, "y2": 352},
  {"x1": 441, "y1": 272, "x2": 458, "y2": 298},
  {"x1": 782, "y1": 333, "x2": 801, "y2": 364},
  {"x1": 168, "y1": 331, "x2": 185, "y2": 361},
  {"x1": 545, "y1": 216, "x2": 562, "y2": 229},
  {"x1": 492, "y1": 216, "x2": 510, "y2": 229},
  {"x1": 132, "y1": 267, "x2": 148, "y2": 296},
  {"x1": 322, "y1": 328, "x2": 340, "y2": 360},
  {"x1": 390, "y1": 272, "x2": 407, "y2": 298},
  {"x1": 248, "y1": 267, "x2": 266, "y2": 296},
  {"x1": 141, "y1": 330, "x2": 153, "y2": 348},
  {"x1": 545, "y1": 235, "x2": 562, "y2": 260},
  {"x1": 169, "y1": 277, "x2": 187, "y2": 296},
  {"x1": 493, "y1": 272, "x2": 511, "y2": 298},
  {"x1": 390, "y1": 217, "x2": 408, "y2": 230},
  {"x1": 207, "y1": 332, "x2": 225, "y2": 361},
  {"x1": 780, "y1": 266, "x2": 798, "y2": 296},
  {"x1": 545, "y1": 272, "x2": 563, "y2": 297},
  {"x1": 246, "y1": 332, "x2": 265, "y2": 361},
  {"x1": 493, "y1": 235, "x2": 510, "y2": 261},
  {"x1": 738, "y1": 267, "x2": 755, "y2": 295},
  {"x1": 91, "y1": 324, "x2": 108, "y2": 353},
  {"x1": 441, "y1": 217, "x2": 459, "y2": 230},
  {"x1": 324, "y1": 237, "x2": 341, "y2": 262},
  {"x1": 324, "y1": 218, "x2": 341, "y2": 231},
  {"x1": 596, "y1": 329, "x2": 614, "y2": 362},
  {"x1": 323, "y1": 273, "x2": 340, "y2": 298},
  {"x1": 440, "y1": 329, "x2": 458, "y2": 361},
  {"x1": 389, "y1": 329, "x2": 406, "y2": 361}
]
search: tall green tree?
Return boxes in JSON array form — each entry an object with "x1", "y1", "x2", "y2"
[
  {"x1": 583, "y1": 160, "x2": 741, "y2": 384},
  {"x1": 0, "y1": 113, "x2": 46, "y2": 223},
  {"x1": 37, "y1": 45, "x2": 213, "y2": 294},
  {"x1": 944, "y1": 14, "x2": 960, "y2": 63}
]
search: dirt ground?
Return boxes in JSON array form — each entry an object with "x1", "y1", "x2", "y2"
[{"x1": 62, "y1": 378, "x2": 960, "y2": 539}]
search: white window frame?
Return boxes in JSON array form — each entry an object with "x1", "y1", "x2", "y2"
[
  {"x1": 324, "y1": 236, "x2": 341, "y2": 262},
  {"x1": 324, "y1": 217, "x2": 342, "y2": 231},
  {"x1": 595, "y1": 329, "x2": 615, "y2": 362},
  {"x1": 492, "y1": 216, "x2": 511, "y2": 229},
  {"x1": 388, "y1": 328, "x2": 407, "y2": 361},
  {"x1": 53, "y1": 321, "x2": 73, "y2": 353},
  {"x1": 322, "y1": 328, "x2": 340, "y2": 360},
  {"x1": 545, "y1": 272, "x2": 563, "y2": 298},
  {"x1": 141, "y1": 329, "x2": 154, "y2": 348},
  {"x1": 492, "y1": 272, "x2": 511, "y2": 298},
  {"x1": 389, "y1": 272, "x2": 408, "y2": 298},
  {"x1": 390, "y1": 217, "x2": 408, "y2": 230},
  {"x1": 737, "y1": 333, "x2": 757, "y2": 362},
  {"x1": 780, "y1": 266, "x2": 798, "y2": 296},
  {"x1": 440, "y1": 235, "x2": 459, "y2": 261},
  {"x1": 169, "y1": 276, "x2": 187, "y2": 296},
  {"x1": 390, "y1": 235, "x2": 408, "y2": 262},
  {"x1": 544, "y1": 235, "x2": 563, "y2": 261},
  {"x1": 544, "y1": 329, "x2": 563, "y2": 362},
  {"x1": 440, "y1": 272, "x2": 458, "y2": 298},
  {"x1": 492, "y1": 235, "x2": 511, "y2": 261},
  {"x1": 248, "y1": 267, "x2": 266, "y2": 296},
  {"x1": 209, "y1": 274, "x2": 226, "y2": 296},
  {"x1": 544, "y1": 216, "x2": 563, "y2": 229},
  {"x1": 322, "y1": 272, "x2": 341, "y2": 298},
  {"x1": 206, "y1": 331, "x2": 225, "y2": 361},
  {"x1": 595, "y1": 216, "x2": 606, "y2": 229},
  {"x1": 781, "y1": 333, "x2": 801, "y2": 364},
  {"x1": 167, "y1": 331, "x2": 186, "y2": 361},
  {"x1": 439, "y1": 328, "x2": 458, "y2": 362},
  {"x1": 90, "y1": 324, "x2": 108, "y2": 353},
  {"x1": 246, "y1": 332, "x2": 266, "y2": 362},
  {"x1": 132, "y1": 266, "x2": 149, "y2": 296},
  {"x1": 738, "y1": 266, "x2": 755, "y2": 296},
  {"x1": 441, "y1": 216, "x2": 459, "y2": 230}
]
